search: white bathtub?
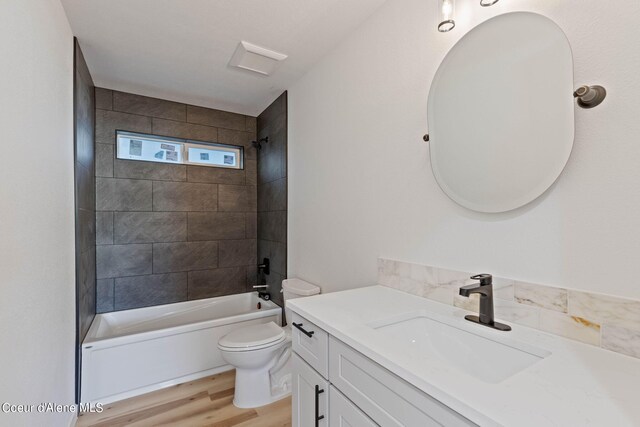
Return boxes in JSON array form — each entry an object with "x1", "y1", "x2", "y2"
[{"x1": 81, "y1": 292, "x2": 282, "y2": 404}]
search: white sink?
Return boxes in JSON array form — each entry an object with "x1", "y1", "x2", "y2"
[{"x1": 371, "y1": 313, "x2": 550, "y2": 383}]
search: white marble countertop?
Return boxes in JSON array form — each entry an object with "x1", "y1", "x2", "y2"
[{"x1": 287, "y1": 286, "x2": 640, "y2": 427}]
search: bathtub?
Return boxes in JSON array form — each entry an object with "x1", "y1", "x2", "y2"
[{"x1": 81, "y1": 292, "x2": 282, "y2": 404}]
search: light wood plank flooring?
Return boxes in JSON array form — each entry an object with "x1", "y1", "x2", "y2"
[{"x1": 76, "y1": 370, "x2": 291, "y2": 427}]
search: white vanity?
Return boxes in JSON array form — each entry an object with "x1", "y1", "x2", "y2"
[
  {"x1": 290, "y1": 309, "x2": 476, "y2": 426},
  {"x1": 288, "y1": 286, "x2": 640, "y2": 426}
]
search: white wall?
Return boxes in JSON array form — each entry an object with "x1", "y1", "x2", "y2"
[
  {"x1": 0, "y1": 1, "x2": 76, "y2": 426},
  {"x1": 288, "y1": 0, "x2": 640, "y2": 299}
]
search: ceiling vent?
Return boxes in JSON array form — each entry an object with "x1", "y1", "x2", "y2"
[{"x1": 229, "y1": 41, "x2": 288, "y2": 76}]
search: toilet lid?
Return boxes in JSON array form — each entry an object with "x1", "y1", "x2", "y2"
[{"x1": 218, "y1": 321, "x2": 285, "y2": 349}]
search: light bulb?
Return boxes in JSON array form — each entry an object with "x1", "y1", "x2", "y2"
[{"x1": 438, "y1": 0, "x2": 455, "y2": 32}]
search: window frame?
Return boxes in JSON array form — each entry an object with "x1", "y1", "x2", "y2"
[{"x1": 115, "y1": 130, "x2": 244, "y2": 170}]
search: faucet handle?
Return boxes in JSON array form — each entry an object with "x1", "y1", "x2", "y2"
[
  {"x1": 470, "y1": 274, "x2": 492, "y2": 286},
  {"x1": 257, "y1": 258, "x2": 270, "y2": 275}
]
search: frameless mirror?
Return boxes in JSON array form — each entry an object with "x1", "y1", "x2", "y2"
[{"x1": 428, "y1": 12, "x2": 574, "y2": 213}]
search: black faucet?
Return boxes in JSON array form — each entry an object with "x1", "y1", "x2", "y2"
[
  {"x1": 459, "y1": 274, "x2": 511, "y2": 331},
  {"x1": 254, "y1": 258, "x2": 271, "y2": 300},
  {"x1": 253, "y1": 284, "x2": 271, "y2": 301},
  {"x1": 257, "y1": 258, "x2": 270, "y2": 275}
]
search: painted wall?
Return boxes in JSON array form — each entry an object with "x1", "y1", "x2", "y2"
[
  {"x1": 94, "y1": 89, "x2": 258, "y2": 312},
  {"x1": 0, "y1": 0, "x2": 76, "y2": 426},
  {"x1": 288, "y1": 0, "x2": 640, "y2": 299}
]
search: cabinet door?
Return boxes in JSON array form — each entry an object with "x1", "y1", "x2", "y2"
[
  {"x1": 330, "y1": 386, "x2": 377, "y2": 427},
  {"x1": 329, "y1": 337, "x2": 477, "y2": 427},
  {"x1": 292, "y1": 353, "x2": 329, "y2": 427}
]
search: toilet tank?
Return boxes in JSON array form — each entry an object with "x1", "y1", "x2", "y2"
[{"x1": 282, "y1": 278, "x2": 320, "y2": 325}]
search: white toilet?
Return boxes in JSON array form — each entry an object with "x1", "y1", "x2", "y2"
[{"x1": 218, "y1": 278, "x2": 321, "y2": 408}]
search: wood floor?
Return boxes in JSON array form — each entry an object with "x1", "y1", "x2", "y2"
[{"x1": 76, "y1": 371, "x2": 292, "y2": 427}]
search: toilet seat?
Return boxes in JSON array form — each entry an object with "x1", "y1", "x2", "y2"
[{"x1": 218, "y1": 321, "x2": 286, "y2": 352}]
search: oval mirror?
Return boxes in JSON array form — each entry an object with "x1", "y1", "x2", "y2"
[{"x1": 428, "y1": 12, "x2": 574, "y2": 213}]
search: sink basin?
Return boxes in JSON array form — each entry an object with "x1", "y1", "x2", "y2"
[{"x1": 371, "y1": 313, "x2": 550, "y2": 383}]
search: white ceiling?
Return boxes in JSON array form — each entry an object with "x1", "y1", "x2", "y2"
[{"x1": 61, "y1": 0, "x2": 387, "y2": 116}]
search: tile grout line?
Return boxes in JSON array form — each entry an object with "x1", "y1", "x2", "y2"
[
  {"x1": 105, "y1": 107, "x2": 250, "y2": 136},
  {"x1": 151, "y1": 237, "x2": 155, "y2": 277},
  {"x1": 96, "y1": 101, "x2": 254, "y2": 133}
]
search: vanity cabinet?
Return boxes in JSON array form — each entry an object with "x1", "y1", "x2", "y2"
[
  {"x1": 292, "y1": 353, "x2": 328, "y2": 427},
  {"x1": 291, "y1": 313, "x2": 477, "y2": 427}
]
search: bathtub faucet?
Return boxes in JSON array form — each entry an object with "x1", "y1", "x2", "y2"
[{"x1": 253, "y1": 285, "x2": 271, "y2": 301}]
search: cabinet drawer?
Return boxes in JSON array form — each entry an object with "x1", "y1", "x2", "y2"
[
  {"x1": 329, "y1": 337, "x2": 477, "y2": 427},
  {"x1": 292, "y1": 313, "x2": 329, "y2": 378},
  {"x1": 330, "y1": 386, "x2": 377, "y2": 427},
  {"x1": 293, "y1": 354, "x2": 329, "y2": 427}
]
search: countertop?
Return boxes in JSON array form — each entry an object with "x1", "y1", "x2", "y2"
[{"x1": 287, "y1": 285, "x2": 640, "y2": 427}]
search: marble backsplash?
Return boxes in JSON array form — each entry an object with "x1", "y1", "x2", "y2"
[{"x1": 378, "y1": 258, "x2": 640, "y2": 360}]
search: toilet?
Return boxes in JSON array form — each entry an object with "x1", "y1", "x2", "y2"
[{"x1": 218, "y1": 278, "x2": 321, "y2": 408}]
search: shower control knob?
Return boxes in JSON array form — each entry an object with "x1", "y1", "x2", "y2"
[{"x1": 258, "y1": 291, "x2": 271, "y2": 301}]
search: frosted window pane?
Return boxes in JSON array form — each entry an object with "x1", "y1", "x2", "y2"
[
  {"x1": 117, "y1": 134, "x2": 183, "y2": 164},
  {"x1": 187, "y1": 146, "x2": 238, "y2": 168}
]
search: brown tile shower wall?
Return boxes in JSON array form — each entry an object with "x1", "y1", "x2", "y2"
[
  {"x1": 74, "y1": 39, "x2": 96, "y2": 402},
  {"x1": 94, "y1": 88, "x2": 258, "y2": 312},
  {"x1": 257, "y1": 92, "x2": 288, "y2": 307}
]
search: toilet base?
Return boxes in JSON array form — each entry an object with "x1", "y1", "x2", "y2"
[
  {"x1": 230, "y1": 344, "x2": 292, "y2": 409},
  {"x1": 232, "y1": 367, "x2": 291, "y2": 408},
  {"x1": 233, "y1": 389, "x2": 291, "y2": 409},
  {"x1": 219, "y1": 325, "x2": 296, "y2": 409}
]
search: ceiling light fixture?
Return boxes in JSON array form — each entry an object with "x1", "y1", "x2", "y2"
[{"x1": 438, "y1": 0, "x2": 455, "y2": 32}]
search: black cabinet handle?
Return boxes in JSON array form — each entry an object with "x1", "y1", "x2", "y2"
[
  {"x1": 315, "y1": 384, "x2": 325, "y2": 426},
  {"x1": 292, "y1": 322, "x2": 315, "y2": 338}
]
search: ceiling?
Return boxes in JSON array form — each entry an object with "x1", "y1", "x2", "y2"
[{"x1": 61, "y1": 0, "x2": 387, "y2": 116}]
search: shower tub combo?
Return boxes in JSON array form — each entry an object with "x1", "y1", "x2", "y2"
[{"x1": 81, "y1": 292, "x2": 281, "y2": 404}]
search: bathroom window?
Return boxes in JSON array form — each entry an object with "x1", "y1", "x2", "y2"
[
  {"x1": 185, "y1": 143, "x2": 240, "y2": 168},
  {"x1": 116, "y1": 131, "x2": 243, "y2": 169}
]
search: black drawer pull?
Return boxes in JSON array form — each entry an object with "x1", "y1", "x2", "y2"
[
  {"x1": 315, "y1": 385, "x2": 325, "y2": 426},
  {"x1": 292, "y1": 322, "x2": 315, "y2": 338}
]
